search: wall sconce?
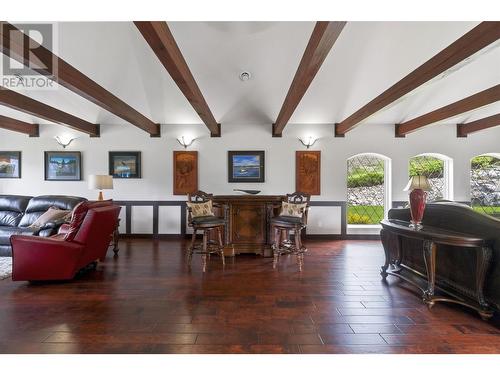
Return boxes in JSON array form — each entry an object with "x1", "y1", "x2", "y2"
[
  {"x1": 177, "y1": 136, "x2": 195, "y2": 149},
  {"x1": 299, "y1": 136, "x2": 318, "y2": 149},
  {"x1": 54, "y1": 135, "x2": 77, "y2": 149}
]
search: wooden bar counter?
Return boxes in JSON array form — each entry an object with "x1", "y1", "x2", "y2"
[{"x1": 213, "y1": 195, "x2": 284, "y2": 257}]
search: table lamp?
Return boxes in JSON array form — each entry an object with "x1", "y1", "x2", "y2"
[
  {"x1": 89, "y1": 175, "x2": 113, "y2": 201},
  {"x1": 404, "y1": 175, "x2": 431, "y2": 230}
]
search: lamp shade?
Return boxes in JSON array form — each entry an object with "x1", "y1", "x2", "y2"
[
  {"x1": 88, "y1": 175, "x2": 113, "y2": 190},
  {"x1": 404, "y1": 175, "x2": 431, "y2": 191}
]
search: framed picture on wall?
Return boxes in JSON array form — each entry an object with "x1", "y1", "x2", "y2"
[
  {"x1": 109, "y1": 151, "x2": 141, "y2": 178},
  {"x1": 0, "y1": 151, "x2": 21, "y2": 178},
  {"x1": 44, "y1": 151, "x2": 82, "y2": 181},
  {"x1": 296, "y1": 151, "x2": 321, "y2": 195},
  {"x1": 228, "y1": 151, "x2": 265, "y2": 183},
  {"x1": 173, "y1": 151, "x2": 198, "y2": 195}
]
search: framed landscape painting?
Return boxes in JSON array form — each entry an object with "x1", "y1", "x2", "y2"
[
  {"x1": 296, "y1": 151, "x2": 321, "y2": 195},
  {"x1": 228, "y1": 151, "x2": 265, "y2": 183},
  {"x1": 109, "y1": 152, "x2": 141, "y2": 178},
  {"x1": 45, "y1": 151, "x2": 81, "y2": 181},
  {"x1": 173, "y1": 151, "x2": 198, "y2": 195},
  {"x1": 0, "y1": 151, "x2": 21, "y2": 178}
]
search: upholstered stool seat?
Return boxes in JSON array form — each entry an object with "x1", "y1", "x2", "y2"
[
  {"x1": 192, "y1": 216, "x2": 226, "y2": 226},
  {"x1": 271, "y1": 215, "x2": 304, "y2": 226},
  {"x1": 186, "y1": 191, "x2": 226, "y2": 272},
  {"x1": 271, "y1": 192, "x2": 311, "y2": 271}
]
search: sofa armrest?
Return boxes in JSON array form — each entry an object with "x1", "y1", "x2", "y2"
[{"x1": 10, "y1": 235, "x2": 85, "y2": 281}]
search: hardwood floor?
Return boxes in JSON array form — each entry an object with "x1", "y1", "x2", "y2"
[{"x1": 0, "y1": 238, "x2": 499, "y2": 354}]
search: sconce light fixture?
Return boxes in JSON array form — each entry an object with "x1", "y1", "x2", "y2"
[
  {"x1": 299, "y1": 136, "x2": 318, "y2": 149},
  {"x1": 177, "y1": 136, "x2": 195, "y2": 149},
  {"x1": 54, "y1": 135, "x2": 77, "y2": 149}
]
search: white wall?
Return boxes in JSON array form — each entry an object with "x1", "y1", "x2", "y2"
[
  {"x1": 2, "y1": 122, "x2": 499, "y2": 201},
  {"x1": 1, "y1": 122, "x2": 499, "y2": 234}
]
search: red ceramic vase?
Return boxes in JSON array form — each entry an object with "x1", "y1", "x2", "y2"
[{"x1": 409, "y1": 188, "x2": 426, "y2": 229}]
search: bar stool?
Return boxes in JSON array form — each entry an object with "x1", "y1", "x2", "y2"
[
  {"x1": 186, "y1": 191, "x2": 226, "y2": 272},
  {"x1": 271, "y1": 192, "x2": 311, "y2": 271}
]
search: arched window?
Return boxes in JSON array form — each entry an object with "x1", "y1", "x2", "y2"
[
  {"x1": 408, "y1": 153, "x2": 453, "y2": 201},
  {"x1": 471, "y1": 154, "x2": 500, "y2": 218},
  {"x1": 347, "y1": 153, "x2": 391, "y2": 225}
]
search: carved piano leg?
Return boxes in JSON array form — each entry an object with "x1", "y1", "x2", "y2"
[
  {"x1": 422, "y1": 240, "x2": 437, "y2": 308},
  {"x1": 380, "y1": 229, "x2": 390, "y2": 279},
  {"x1": 476, "y1": 246, "x2": 493, "y2": 320}
]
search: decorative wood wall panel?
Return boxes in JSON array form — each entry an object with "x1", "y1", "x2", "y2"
[
  {"x1": 296, "y1": 151, "x2": 321, "y2": 195},
  {"x1": 173, "y1": 151, "x2": 198, "y2": 195}
]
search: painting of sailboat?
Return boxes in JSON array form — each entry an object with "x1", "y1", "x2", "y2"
[{"x1": 228, "y1": 151, "x2": 265, "y2": 182}]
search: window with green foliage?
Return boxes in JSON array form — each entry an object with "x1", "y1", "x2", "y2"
[
  {"x1": 347, "y1": 154, "x2": 386, "y2": 225},
  {"x1": 471, "y1": 155, "x2": 500, "y2": 218},
  {"x1": 408, "y1": 155, "x2": 446, "y2": 201}
]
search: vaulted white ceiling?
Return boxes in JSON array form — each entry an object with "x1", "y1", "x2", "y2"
[{"x1": 1, "y1": 21, "x2": 499, "y2": 134}]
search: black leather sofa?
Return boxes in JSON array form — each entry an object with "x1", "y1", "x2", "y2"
[
  {"x1": 385, "y1": 201, "x2": 500, "y2": 312},
  {"x1": 0, "y1": 195, "x2": 86, "y2": 256}
]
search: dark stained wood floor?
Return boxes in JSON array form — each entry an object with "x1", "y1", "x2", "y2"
[{"x1": 0, "y1": 238, "x2": 499, "y2": 354}]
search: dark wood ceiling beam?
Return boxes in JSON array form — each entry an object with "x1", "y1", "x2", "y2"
[
  {"x1": 457, "y1": 113, "x2": 500, "y2": 137},
  {"x1": 0, "y1": 86, "x2": 100, "y2": 136},
  {"x1": 0, "y1": 114, "x2": 39, "y2": 137},
  {"x1": 134, "y1": 21, "x2": 220, "y2": 137},
  {"x1": 335, "y1": 22, "x2": 500, "y2": 137},
  {"x1": 395, "y1": 84, "x2": 500, "y2": 137},
  {"x1": 0, "y1": 22, "x2": 160, "y2": 136},
  {"x1": 273, "y1": 21, "x2": 346, "y2": 137}
]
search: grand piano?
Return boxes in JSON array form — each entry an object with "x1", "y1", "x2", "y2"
[{"x1": 381, "y1": 201, "x2": 500, "y2": 318}]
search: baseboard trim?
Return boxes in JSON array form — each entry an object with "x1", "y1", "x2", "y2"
[
  {"x1": 119, "y1": 234, "x2": 184, "y2": 239},
  {"x1": 305, "y1": 234, "x2": 380, "y2": 240},
  {"x1": 120, "y1": 234, "x2": 381, "y2": 241}
]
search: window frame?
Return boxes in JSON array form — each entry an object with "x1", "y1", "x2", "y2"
[
  {"x1": 408, "y1": 153, "x2": 453, "y2": 201},
  {"x1": 346, "y1": 153, "x2": 392, "y2": 228}
]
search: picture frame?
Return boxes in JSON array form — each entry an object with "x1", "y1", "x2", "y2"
[
  {"x1": 0, "y1": 151, "x2": 21, "y2": 178},
  {"x1": 173, "y1": 151, "x2": 198, "y2": 195},
  {"x1": 296, "y1": 151, "x2": 321, "y2": 195},
  {"x1": 228, "y1": 151, "x2": 265, "y2": 183},
  {"x1": 44, "y1": 151, "x2": 82, "y2": 181},
  {"x1": 109, "y1": 151, "x2": 141, "y2": 179}
]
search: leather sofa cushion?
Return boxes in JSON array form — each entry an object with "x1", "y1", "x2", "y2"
[
  {"x1": 19, "y1": 195, "x2": 86, "y2": 227},
  {"x1": 0, "y1": 195, "x2": 32, "y2": 227},
  {"x1": 65, "y1": 200, "x2": 113, "y2": 241},
  {"x1": 0, "y1": 226, "x2": 38, "y2": 245}
]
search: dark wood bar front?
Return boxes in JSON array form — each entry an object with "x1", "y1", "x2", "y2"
[{"x1": 213, "y1": 195, "x2": 284, "y2": 257}]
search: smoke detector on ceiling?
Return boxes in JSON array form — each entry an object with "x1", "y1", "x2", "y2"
[{"x1": 239, "y1": 71, "x2": 251, "y2": 81}]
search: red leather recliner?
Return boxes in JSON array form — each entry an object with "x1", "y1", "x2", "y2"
[{"x1": 10, "y1": 203, "x2": 121, "y2": 281}]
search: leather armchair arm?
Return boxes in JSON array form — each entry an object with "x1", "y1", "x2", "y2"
[
  {"x1": 10, "y1": 235, "x2": 84, "y2": 281},
  {"x1": 58, "y1": 223, "x2": 71, "y2": 235}
]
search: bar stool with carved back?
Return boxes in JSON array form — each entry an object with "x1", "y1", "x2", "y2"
[
  {"x1": 186, "y1": 191, "x2": 226, "y2": 272},
  {"x1": 271, "y1": 192, "x2": 311, "y2": 271}
]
